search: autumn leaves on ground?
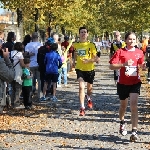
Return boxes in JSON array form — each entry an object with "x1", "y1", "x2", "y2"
[{"x1": 0, "y1": 69, "x2": 150, "y2": 149}]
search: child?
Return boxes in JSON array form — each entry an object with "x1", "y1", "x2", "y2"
[
  {"x1": 22, "y1": 58, "x2": 33, "y2": 109},
  {"x1": 40, "y1": 43, "x2": 62, "y2": 102}
]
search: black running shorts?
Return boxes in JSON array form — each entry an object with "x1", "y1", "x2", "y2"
[
  {"x1": 75, "y1": 69, "x2": 95, "y2": 84},
  {"x1": 117, "y1": 82, "x2": 141, "y2": 100}
]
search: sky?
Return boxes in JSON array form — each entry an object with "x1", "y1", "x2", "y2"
[{"x1": 0, "y1": 8, "x2": 4, "y2": 14}]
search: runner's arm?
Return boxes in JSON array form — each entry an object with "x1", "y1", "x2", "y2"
[
  {"x1": 109, "y1": 59, "x2": 136, "y2": 70},
  {"x1": 109, "y1": 63, "x2": 124, "y2": 70}
]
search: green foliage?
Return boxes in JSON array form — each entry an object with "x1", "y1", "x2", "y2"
[{"x1": 1, "y1": 0, "x2": 150, "y2": 36}]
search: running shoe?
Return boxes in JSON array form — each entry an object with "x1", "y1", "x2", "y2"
[
  {"x1": 130, "y1": 132, "x2": 138, "y2": 142},
  {"x1": 79, "y1": 108, "x2": 85, "y2": 116},
  {"x1": 119, "y1": 123, "x2": 127, "y2": 136},
  {"x1": 85, "y1": 95, "x2": 93, "y2": 109}
]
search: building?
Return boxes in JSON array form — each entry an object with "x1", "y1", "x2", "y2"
[{"x1": 0, "y1": 13, "x2": 17, "y2": 40}]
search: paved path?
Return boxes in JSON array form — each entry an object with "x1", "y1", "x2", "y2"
[{"x1": 0, "y1": 55, "x2": 150, "y2": 150}]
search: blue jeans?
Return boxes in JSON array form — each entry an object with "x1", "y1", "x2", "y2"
[{"x1": 58, "y1": 67, "x2": 67, "y2": 85}]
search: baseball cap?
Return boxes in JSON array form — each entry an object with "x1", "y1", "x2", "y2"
[{"x1": 47, "y1": 37, "x2": 55, "y2": 45}]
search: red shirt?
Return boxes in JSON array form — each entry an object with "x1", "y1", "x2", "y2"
[
  {"x1": 61, "y1": 41, "x2": 74, "y2": 54},
  {"x1": 109, "y1": 48, "x2": 144, "y2": 85}
]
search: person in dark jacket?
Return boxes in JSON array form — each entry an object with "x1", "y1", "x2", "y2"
[
  {"x1": 2, "y1": 32, "x2": 16, "y2": 52},
  {"x1": 40, "y1": 43, "x2": 62, "y2": 102},
  {"x1": 37, "y1": 37, "x2": 54, "y2": 92}
]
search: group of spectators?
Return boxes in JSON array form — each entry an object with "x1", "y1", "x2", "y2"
[{"x1": 0, "y1": 31, "x2": 75, "y2": 110}]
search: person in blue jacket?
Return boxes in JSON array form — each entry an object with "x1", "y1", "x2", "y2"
[{"x1": 40, "y1": 43, "x2": 62, "y2": 102}]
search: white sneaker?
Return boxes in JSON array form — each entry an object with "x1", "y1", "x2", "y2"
[
  {"x1": 57, "y1": 84, "x2": 61, "y2": 87},
  {"x1": 119, "y1": 124, "x2": 127, "y2": 136}
]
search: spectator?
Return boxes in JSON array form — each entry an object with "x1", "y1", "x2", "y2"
[
  {"x1": 22, "y1": 58, "x2": 33, "y2": 110},
  {"x1": 58, "y1": 40, "x2": 74, "y2": 87},
  {"x1": 37, "y1": 37, "x2": 55, "y2": 95},
  {"x1": 61, "y1": 35, "x2": 74, "y2": 72},
  {"x1": 0, "y1": 47, "x2": 15, "y2": 112},
  {"x1": 2, "y1": 32, "x2": 16, "y2": 52},
  {"x1": 40, "y1": 43, "x2": 62, "y2": 102},
  {"x1": 22, "y1": 34, "x2": 31, "y2": 58},
  {"x1": 25, "y1": 32, "x2": 42, "y2": 99},
  {"x1": 10, "y1": 42, "x2": 25, "y2": 108}
]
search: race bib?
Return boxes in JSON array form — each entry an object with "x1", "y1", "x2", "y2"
[
  {"x1": 125, "y1": 66, "x2": 137, "y2": 76},
  {"x1": 77, "y1": 49, "x2": 86, "y2": 56}
]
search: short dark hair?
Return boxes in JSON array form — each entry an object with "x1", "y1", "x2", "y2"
[
  {"x1": 7, "y1": 32, "x2": 15, "y2": 42},
  {"x1": 51, "y1": 43, "x2": 58, "y2": 51},
  {"x1": 125, "y1": 32, "x2": 136, "y2": 40},
  {"x1": 23, "y1": 58, "x2": 30, "y2": 64},
  {"x1": 64, "y1": 35, "x2": 69, "y2": 41},
  {"x1": 14, "y1": 42, "x2": 24, "y2": 52},
  {"x1": 79, "y1": 26, "x2": 88, "y2": 34}
]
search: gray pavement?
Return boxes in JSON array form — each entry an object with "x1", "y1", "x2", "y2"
[{"x1": 0, "y1": 54, "x2": 150, "y2": 150}]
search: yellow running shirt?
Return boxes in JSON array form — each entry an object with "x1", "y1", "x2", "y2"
[{"x1": 73, "y1": 42, "x2": 97, "y2": 71}]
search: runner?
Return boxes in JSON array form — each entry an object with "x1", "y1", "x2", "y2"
[
  {"x1": 109, "y1": 32, "x2": 146, "y2": 142},
  {"x1": 73, "y1": 26, "x2": 99, "y2": 116},
  {"x1": 94, "y1": 37, "x2": 102, "y2": 57},
  {"x1": 110, "y1": 31, "x2": 126, "y2": 85}
]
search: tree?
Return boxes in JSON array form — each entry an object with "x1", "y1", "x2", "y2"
[{"x1": 1, "y1": 0, "x2": 150, "y2": 37}]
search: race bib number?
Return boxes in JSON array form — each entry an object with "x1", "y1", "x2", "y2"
[
  {"x1": 125, "y1": 66, "x2": 137, "y2": 76},
  {"x1": 77, "y1": 49, "x2": 86, "y2": 56}
]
